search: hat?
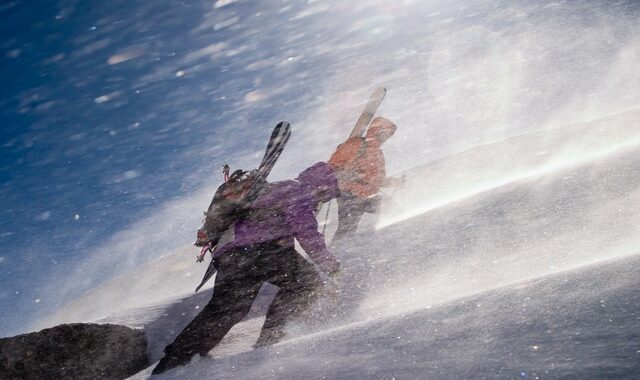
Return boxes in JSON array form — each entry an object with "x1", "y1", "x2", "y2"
[{"x1": 366, "y1": 116, "x2": 397, "y2": 142}]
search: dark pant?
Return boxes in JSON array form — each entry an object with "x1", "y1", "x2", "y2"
[
  {"x1": 333, "y1": 193, "x2": 381, "y2": 240},
  {"x1": 152, "y1": 242, "x2": 322, "y2": 374}
]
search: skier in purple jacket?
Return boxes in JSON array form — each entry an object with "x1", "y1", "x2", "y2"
[{"x1": 153, "y1": 162, "x2": 340, "y2": 375}]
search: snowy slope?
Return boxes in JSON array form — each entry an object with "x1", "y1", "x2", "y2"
[
  {"x1": 141, "y1": 254, "x2": 640, "y2": 379},
  {"x1": 147, "y1": 118, "x2": 640, "y2": 378},
  {"x1": 35, "y1": 245, "x2": 210, "y2": 330},
  {"x1": 140, "y1": 133, "x2": 640, "y2": 378},
  {"x1": 378, "y1": 107, "x2": 640, "y2": 228},
  {"x1": 36, "y1": 108, "x2": 640, "y2": 378}
]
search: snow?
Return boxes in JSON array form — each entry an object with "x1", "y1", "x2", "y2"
[
  {"x1": 378, "y1": 107, "x2": 640, "y2": 228},
  {"x1": 111, "y1": 170, "x2": 142, "y2": 184},
  {"x1": 94, "y1": 92, "x2": 121, "y2": 104},
  {"x1": 3, "y1": 0, "x2": 640, "y2": 376},
  {"x1": 214, "y1": 0, "x2": 238, "y2": 9},
  {"x1": 35, "y1": 211, "x2": 51, "y2": 221},
  {"x1": 43, "y1": 107, "x2": 640, "y2": 378},
  {"x1": 132, "y1": 254, "x2": 640, "y2": 379},
  {"x1": 107, "y1": 48, "x2": 145, "y2": 65}
]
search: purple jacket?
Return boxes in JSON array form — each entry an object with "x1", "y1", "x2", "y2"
[{"x1": 213, "y1": 162, "x2": 340, "y2": 274}]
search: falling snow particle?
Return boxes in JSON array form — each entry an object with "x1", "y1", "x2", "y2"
[
  {"x1": 111, "y1": 170, "x2": 141, "y2": 183},
  {"x1": 0, "y1": 257, "x2": 5, "y2": 264},
  {"x1": 107, "y1": 48, "x2": 144, "y2": 65},
  {"x1": 244, "y1": 90, "x2": 266, "y2": 103},
  {"x1": 35, "y1": 299, "x2": 41, "y2": 303},
  {"x1": 6, "y1": 49, "x2": 21, "y2": 59},
  {"x1": 176, "y1": 70, "x2": 185, "y2": 77},
  {"x1": 36, "y1": 211, "x2": 51, "y2": 221},
  {"x1": 94, "y1": 91, "x2": 122, "y2": 104},
  {"x1": 214, "y1": 0, "x2": 238, "y2": 8},
  {"x1": 74, "y1": 214, "x2": 80, "y2": 221},
  {"x1": 123, "y1": 170, "x2": 140, "y2": 180},
  {"x1": 214, "y1": 16, "x2": 240, "y2": 30}
]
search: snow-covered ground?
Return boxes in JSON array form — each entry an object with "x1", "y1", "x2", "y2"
[
  {"x1": 38, "y1": 108, "x2": 640, "y2": 378},
  {"x1": 134, "y1": 255, "x2": 640, "y2": 379}
]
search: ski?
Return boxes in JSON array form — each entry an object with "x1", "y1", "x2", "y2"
[
  {"x1": 252, "y1": 121, "x2": 291, "y2": 188},
  {"x1": 195, "y1": 257, "x2": 217, "y2": 292},
  {"x1": 195, "y1": 121, "x2": 291, "y2": 293},
  {"x1": 349, "y1": 86, "x2": 387, "y2": 138}
]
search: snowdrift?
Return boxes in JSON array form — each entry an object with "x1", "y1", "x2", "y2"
[{"x1": 37, "y1": 109, "x2": 640, "y2": 378}]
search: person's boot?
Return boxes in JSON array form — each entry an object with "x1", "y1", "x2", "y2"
[{"x1": 151, "y1": 352, "x2": 194, "y2": 375}]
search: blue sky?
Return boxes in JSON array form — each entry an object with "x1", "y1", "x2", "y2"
[{"x1": 0, "y1": 0, "x2": 345, "y2": 336}]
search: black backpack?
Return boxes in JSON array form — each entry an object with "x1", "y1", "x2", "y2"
[{"x1": 195, "y1": 169, "x2": 267, "y2": 247}]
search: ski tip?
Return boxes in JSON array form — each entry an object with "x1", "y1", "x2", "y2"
[
  {"x1": 273, "y1": 121, "x2": 291, "y2": 134},
  {"x1": 367, "y1": 86, "x2": 387, "y2": 100}
]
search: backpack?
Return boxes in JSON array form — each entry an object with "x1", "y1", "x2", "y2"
[
  {"x1": 195, "y1": 169, "x2": 267, "y2": 247},
  {"x1": 328, "y1": 137, "x2": 385, "y2": 198},
  {"x1": 194, "y1": 121, "x2": 291, "y2": 249}
]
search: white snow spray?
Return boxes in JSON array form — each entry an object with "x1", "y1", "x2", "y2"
[
  {"x1": 290, "y1": 0, "x2": 640, "y2": 329},
  {"x1": 34, "y1": 4, "x2": 640, "y2": 371},
  {"x1": 378, "y1": 108, "x2": 640, "y2": 229}
]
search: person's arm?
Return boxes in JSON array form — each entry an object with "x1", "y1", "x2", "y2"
[{"x1": 285, "y1": 195, "x2": 339, "y2": 274}]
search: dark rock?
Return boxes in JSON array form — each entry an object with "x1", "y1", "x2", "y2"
[{"x1": 0, "y1": 323, "x2": 148, "y2": 380}]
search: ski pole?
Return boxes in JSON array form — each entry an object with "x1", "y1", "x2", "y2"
[{"x1": 322, "y1": 200, "x2": 332, "y2": 235}]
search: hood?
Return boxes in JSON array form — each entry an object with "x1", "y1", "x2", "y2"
[
  {"x1": 366, "y1": 116, "x2": 397, "y2": 143},
  {"x1": 296, "y1": 162, "x2": 340, "y2": 203}
]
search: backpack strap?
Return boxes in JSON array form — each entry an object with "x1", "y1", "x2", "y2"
[{"x1": 352, "y1": 137, "x2": 368, "y2": 166}]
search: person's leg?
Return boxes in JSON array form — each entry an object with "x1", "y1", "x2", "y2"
[
  {"x1": 254, "y1": 248, "x2": 323, "y2": 347},
  {"x1": 153, "y1": 252, "x2": 261, "y2": 374},
  {"x1": 333, "y1": 194, "x2": 366, "y2": 240},
  {"x1": 363, "y1": 194, "x2": 382, "y2": 214}
]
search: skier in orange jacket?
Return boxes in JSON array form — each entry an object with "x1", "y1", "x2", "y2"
[{"x1": 328, "y1": 116, "x2": 404, "y2": 239}]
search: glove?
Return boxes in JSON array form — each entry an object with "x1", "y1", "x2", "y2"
[{"x1": 196, "y1": 243, "x2": 215, "y2": 263}]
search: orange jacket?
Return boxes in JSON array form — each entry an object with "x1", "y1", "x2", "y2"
[{"x1": 328, "y1": 136, "x2": 385, "y2": 199}]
